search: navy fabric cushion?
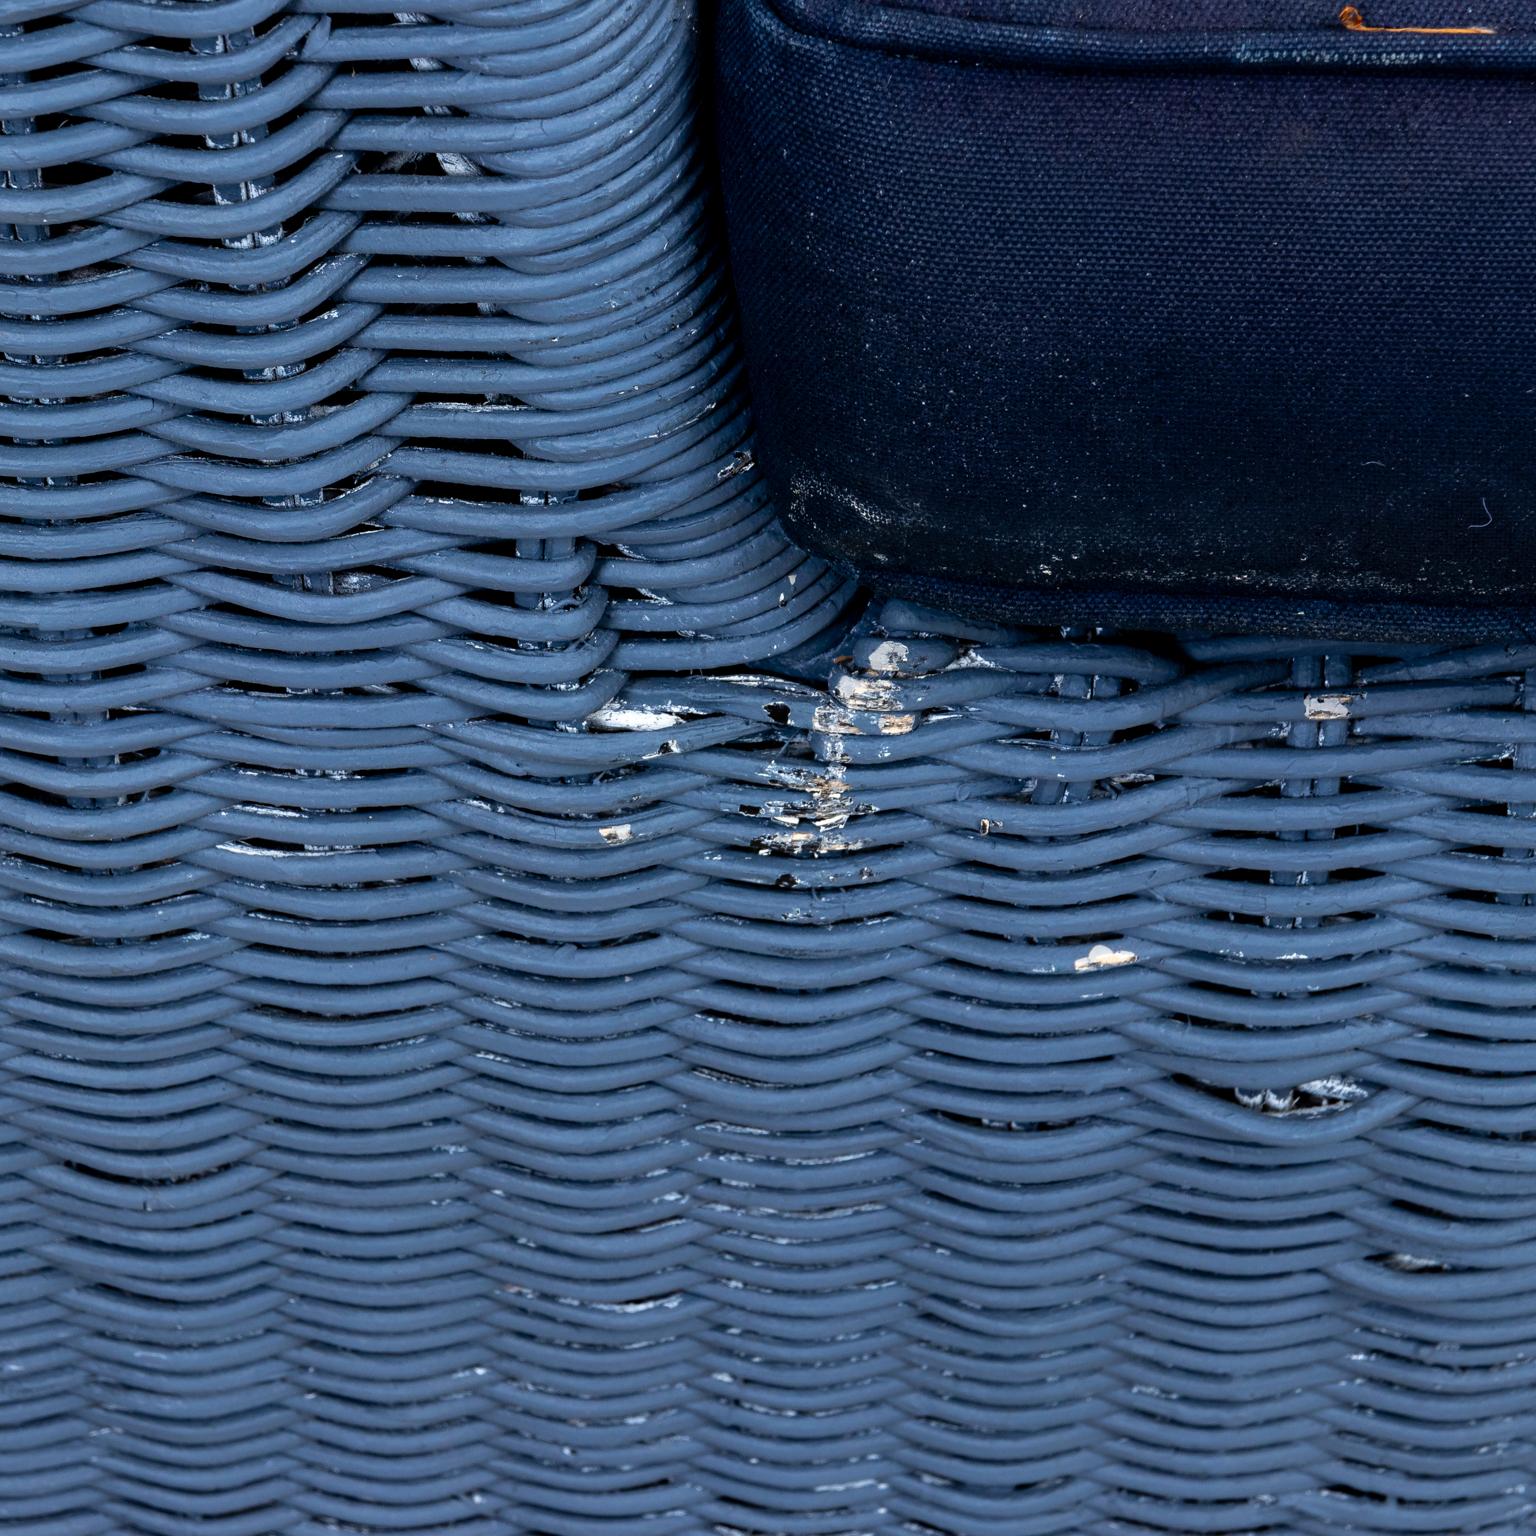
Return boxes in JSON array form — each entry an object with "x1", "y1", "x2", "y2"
[{"x1": 715, "y1": 0, "x2": 1536, "y2": 639}]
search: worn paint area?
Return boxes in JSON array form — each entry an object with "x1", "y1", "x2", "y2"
[
  {"x1": 1304, "y1": 693, "x2": 1359, "y2": 721},
  {"x1": 1074, "y1": 943, "x2": 1139, "y2": 973}
]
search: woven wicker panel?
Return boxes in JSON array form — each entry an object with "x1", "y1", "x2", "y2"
[{"x1": 3, "y1": 2, "x2": 1536, "y2": 1533}]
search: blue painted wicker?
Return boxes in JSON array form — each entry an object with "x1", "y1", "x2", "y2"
[{"x1": 3, "y1": 3, "x2": 1536, "y2": 1534}]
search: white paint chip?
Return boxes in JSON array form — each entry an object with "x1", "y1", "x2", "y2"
[
  {"x1": 598, "y1": 824, "x2": 633, "y2": 845},
  {"x1": 589, "y1": 704, "x2": 690, "y2": 731},
  {"x1": 865, "y1": 640, "x2": 911, "y2": 673},
  {"x1": 1074, "y1": 944, "x2": 1138, "y2": 973},
  {"x1": 1304, "y1": 693, "x2": 1358, "y2": 721}
]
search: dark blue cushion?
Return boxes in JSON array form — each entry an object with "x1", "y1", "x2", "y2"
[{"x1": 715, "y1": 0, "x2": 1536, "y2": 639}]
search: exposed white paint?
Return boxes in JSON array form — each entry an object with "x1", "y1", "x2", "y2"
[
  {"x1": 588, "y1": 703, "x2": 691, "y2": 730},
  {"x1": 1386, "y1": 1253, "x2": 1444, "y2": 1272},
  {"x1": 865, "y1": 640, "x2": 911, "y2": 672},
  {"x1": 755, "y1": 829, "x2": 866, "y2": 854},
  {"x1": 1074, "y1": 943, "x2": 1138, "y2": 973},
  {"x1": 1305, "y1": 693, "x2": 1358, "y2": 721},
  {"x1": 834, "y1": 674, "x2": 899, "y2": 709},
  {"x1": 1236, "y1": 1078, "x2": 1366, "y2": 1116}
]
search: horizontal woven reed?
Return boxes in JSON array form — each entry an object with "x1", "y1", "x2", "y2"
[{"x1": 4, "y1": 2, "x2": 1536, "y2": 1533}]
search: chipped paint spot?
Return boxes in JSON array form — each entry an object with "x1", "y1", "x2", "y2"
[
  {"x1": 835, "y1": 675, "x2": 900, "y2": 709},
  {"x1": 717, "y1": 449, "x2": 755, "y2": 482},
  {"x1": 755, "y1": 829, "x2": 867, "y2": 854},
  {"x1": 759, "y1": 764, "x2": 850, "y2": 798},
  {"x1": 1385, "y1": 1252, "x2": 1446, "y2": 1272},
  {"x1": 1304, "y1": 693, "x2": 1358, "y2": 721},
  {"x1": 1235, "y1": 1078, "x2": 1366, "y2": 1116},
  {"x1": 948, "y1": 648, "x2": 1000, "y2": 669},
  {"x1": 589, "y1": 704, "x2": 691, "y2": 730},
  {"x1": 866, "y1": 641, "x2": 911, "y2": 673},
  {"x1": 765, "y1": 807, "x2": 853, "y2": 833},
  {"x1": 1074, "y1": 944, "x2": 1138, "y2": 973},
  {"x1": 598, "y1": 824, "x2": 633, "y2": 845},
  {"x1": 811, "y1": 704, "x2": 862, "y2": 736},
  {"x1": 216, "y1": 842, "x2": 331, "y2": 858}
]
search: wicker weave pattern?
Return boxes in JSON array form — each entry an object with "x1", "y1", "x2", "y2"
[{"x1": 3, "y1": 2, "x2": 1536, "y2": 1533}]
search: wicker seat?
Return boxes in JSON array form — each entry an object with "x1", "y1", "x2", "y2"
[{"x1": 2, "y1": 2, "x2": 1535, "y2": 1532}]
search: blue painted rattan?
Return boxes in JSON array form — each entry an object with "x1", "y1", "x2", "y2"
[{"x1": 4, "y1": 2, "x2": 1536, "y2": 1533}]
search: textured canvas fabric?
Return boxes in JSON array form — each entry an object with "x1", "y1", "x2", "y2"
[{"x1": 716, "y1": 0, "x2": 1536, "y2": 638}]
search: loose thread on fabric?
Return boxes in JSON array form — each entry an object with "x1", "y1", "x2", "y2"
[{"x1": 1339, "y1": 5, "x2": 1495, "y2": 35}]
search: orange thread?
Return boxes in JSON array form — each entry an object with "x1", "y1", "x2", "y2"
[{"x1": 1339, "y1": 5, "x2": 1495, "y2": 33}]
